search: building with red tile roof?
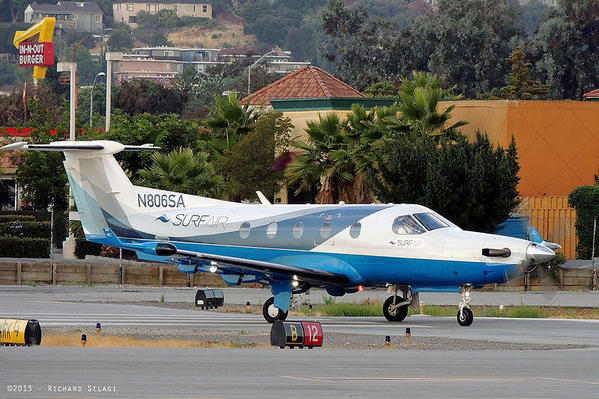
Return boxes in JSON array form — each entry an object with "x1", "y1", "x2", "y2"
[
  {"x1": 583, "y1": 88, "x2": 599, "y2": 101},
  {"x1": 242, "y1": 66, "x2": 365, "y2": 106}
]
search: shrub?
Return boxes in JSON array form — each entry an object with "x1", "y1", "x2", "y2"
[
  {"x1": 74, "y1": 239, "x2": 103, "y2": 259},
  {"x1": 0, "y1": 221, "x2": 51, "y2": 238},
  {"x1": 0, "y1": 236, "x2": 50, "y2": 258},
  {"x1": 569, "y1": 185, "x2": 599, "y2": 259}
]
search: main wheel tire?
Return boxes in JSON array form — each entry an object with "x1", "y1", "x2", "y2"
[
  {"x1": 457, "y1": 307, "x2": 474, "y2": 326},
  {"x1": 262, "y1": 297, "x2": 288, "y2": 323},
  {"x1": 383, "y1": 296, "x2": 409, "y2": 322}
]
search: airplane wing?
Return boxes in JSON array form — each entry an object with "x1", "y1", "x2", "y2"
[{"x1": 155, "y1": 243, "x2": 349, "y2": 286}]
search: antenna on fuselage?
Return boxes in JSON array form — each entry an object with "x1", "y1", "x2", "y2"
[{"x1": 256, "y1": 191, "x2": 271, "y2": 205}]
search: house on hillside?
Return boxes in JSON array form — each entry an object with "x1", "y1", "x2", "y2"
[
  {"x1": 24, "y1": 1, "x2": 103, "y2": 33},
  {"x1": 113, "y1": 0, "x2": 212, "y2": 28}
]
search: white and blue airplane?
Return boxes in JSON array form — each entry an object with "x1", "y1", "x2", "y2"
[{"x1": 2, "y1": 140, "x2": 557, "y2": 326}]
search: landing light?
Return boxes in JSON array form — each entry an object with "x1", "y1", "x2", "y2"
[
  {"x1": 209, "y1": 265, "x2": 218, "y2": 273},
  {"x1": 465, "y1": 291, "x2": 470, "y2": 297},
  {"x1": 292, "y1": 280, "x2": 299, "y2": 287},
  {"x1": 358, "y1": 285, "x2": 364, "y2": 292}
]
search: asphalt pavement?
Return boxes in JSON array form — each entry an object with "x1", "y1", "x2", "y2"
[{"x1": 1, "y1": 347, "x2": 599, "y2": 398}]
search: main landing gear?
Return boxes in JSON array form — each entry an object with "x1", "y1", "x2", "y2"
[
  {"x1": 383, "y1": 285, "x2": 412, "y2": 322},
  {"x1": 457, "y1": 284, "x2": 474, "y2": 327},
  {"x1": 263, "y1": 297, "x2": 288, "y2": 323}
]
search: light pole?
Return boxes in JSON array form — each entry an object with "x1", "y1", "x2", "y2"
[
  {"x1": 247, "y1": 49, "x2": 276, "y2": 95},
  {"x1": 89, "y1": 72, "x2": 105, "y2": 128}
]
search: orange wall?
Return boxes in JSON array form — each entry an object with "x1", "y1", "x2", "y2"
[{"x1": 440, "y1": 100, "x2": 599, "y2": 197}]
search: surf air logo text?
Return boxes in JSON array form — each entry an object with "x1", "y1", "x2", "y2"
[
  {"x1": 138, "y1": 193, "x2": 185, "y2": 208},
  {"x1": 172, "y1": 214, "x2": 228, "y2": 229}
]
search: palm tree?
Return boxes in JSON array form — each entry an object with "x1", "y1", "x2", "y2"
[
  {"x1": 286, "y1": 113, "x2": 374, "y2": 204},
  {"x1": 384, "y1": 72, "x2": 467, "y2": 141},
  {"x1": 136, "y1": 148, "x2": 225, "y2": 198},
  {"x1": 205, "y1": 92, "x2": 260, "y2": 156}
]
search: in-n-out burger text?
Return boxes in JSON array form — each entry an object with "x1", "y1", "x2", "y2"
[{"x1": 18, "y1": 42, "x2": 54, "y2": 67}]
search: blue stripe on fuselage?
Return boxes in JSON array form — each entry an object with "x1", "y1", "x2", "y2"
[{"x1": 93, "y1": 237, "x2": 521, "y2": 287}]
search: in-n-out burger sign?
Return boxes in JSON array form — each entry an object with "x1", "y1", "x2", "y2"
[{"x1": 18, "y1": 41, "x2": 54, "y2": 67}]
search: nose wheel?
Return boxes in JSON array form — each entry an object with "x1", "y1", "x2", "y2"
[
  {"x1": 262, "y1": 296, "x2": 288, "y2": 323},
  {"x1": 383, "y1": 295, "x2": 409, "y2": 322},
  {"x1": 457, "y1": 285, "x2": 473, "y2": 326}
]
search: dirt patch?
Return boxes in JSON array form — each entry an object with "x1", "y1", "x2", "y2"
[{"x1": 168, "y1": 20, "x2": 257, "y2": 48}]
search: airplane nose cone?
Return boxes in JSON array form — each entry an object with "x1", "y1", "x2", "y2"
[{"x1": 526, "y1": 243, "x2": 555, "y2": 265}]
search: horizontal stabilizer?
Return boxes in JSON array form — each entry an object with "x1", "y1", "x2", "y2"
[{"x1": 1, "y1": 141, "x2": 160, "y2": 153}]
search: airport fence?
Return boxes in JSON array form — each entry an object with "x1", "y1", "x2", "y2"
[{"x1": 0, "y1": 258, "x2": 596, "y2": 291}]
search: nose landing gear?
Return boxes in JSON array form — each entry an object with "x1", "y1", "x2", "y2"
[
  {"x1": 263, "y1": 296, "x2": 288, "y2": 323},
  {"x1": 457, "y1": 285, "x2": 473, "y2": 326},
  {"x1": 383, "y1": 285, "x2": 413, "y2": 322}
]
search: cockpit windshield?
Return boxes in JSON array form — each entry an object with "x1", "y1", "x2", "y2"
[
  {"x1": 392, "y1": 215, "x2": 426, "y2": 235},
  {"x1": 413, "y1": 212, "x2": 449, "y2": 231}
]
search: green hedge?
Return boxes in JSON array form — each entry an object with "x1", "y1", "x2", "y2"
[
  {"x1": 0, "y1": 210, "x2": 67, "y2": 248},
  {"x1": 0, "y1": 210, "x2": 50, "y2": 220},
  {"x1": 0, "y1": 215, "x2": 35, "y2": 223},
  {"x1": 0, "y1": 221, "x2": 51, "y2": 238},
  {"x1": 74, "y1": 239, "x2": 102, "y2": 259},
  {"x1": 569, "y1": 185, "x2": 599, "y2": 259},
  {"x1": 0, "y1": 236, "x2": 50, "y2": 258}
]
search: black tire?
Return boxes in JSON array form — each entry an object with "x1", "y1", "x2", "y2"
[
  {"x1": 383, "y1": 296, "x2": 409, "y2": 322},
  {"x1": 262, "y1": 297, "x2": 288, "y2": 323},
  {"x1": 457, "y1": 307, "x2": 474, "y2": 326}
]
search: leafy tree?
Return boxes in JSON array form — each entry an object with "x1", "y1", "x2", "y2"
[
  {"x1": 114, "y1": 79, "x2": 188, "y2": 116},
  {"x1": 0, "y1": 61, "x2": 18, "y2": 85},
  {"x1": 65, "y1": 44, "x2": 102, "y2": 86},
  {"x1": 495, "y1": 48, "x2": 548, "y2": 99},
  {"x1": 96, "y1": 110, "x2": 204, "y2": 175},
  {"x1": 136, "y1": 148, "x2": 225, "y2": 197},
  {"x1": 321, "y1": 0, "x2": 401, "y2": 90},
  {"x1": 108, "y1": 25, "x2": 134, "y2": 51},
  {"x1": 517, "y1": 0, "x2": 553, "y2": 38},
  {"x1": 400, "y1": 0, "x2": 521, "y2": 98},
  {"x1": 217, "y1": 112, "x2": 292, "y2": 201},
  {"x1": 363, "y1": 81, "x2": 400, "y2": 97},
  {"x1": 531, "y1": 0, "x2": 599, "y2": 99},
  {"x1": 77, "y1": 82, "x2": 106, "y2": 128}
]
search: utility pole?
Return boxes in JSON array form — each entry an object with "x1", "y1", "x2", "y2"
[
  {"x1": 247, "y1": 49, "x2": 276, "y2": 95},
  {"x1": 90, "y1": 72, "x2": 105, "y2": 128},
  {"x1": 105, "y1": 52, "x2": 123, "y2": 131},
  {"x1": 57, "y1": 62, "x2": 77, "y2": 140},
  {"x1": 592, "y1": 217, "x2": 597, "y2": 290}
]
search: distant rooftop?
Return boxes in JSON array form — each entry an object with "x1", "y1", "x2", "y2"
[
  {"x1": 583, "y1": 88, "x2": 599, "y2": 100},
  {"x1": 242, "y1": 66, "x2": 364, "y2": 106},
  {"x1": 113, "y1": 0, "x2": 209, "y2": 3},
  {"x1": 29, "y1": 1, "x2": 102, "y2": 13}
]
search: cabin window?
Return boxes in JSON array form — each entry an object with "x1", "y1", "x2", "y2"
[
  {"x1": 392, "y1": 215, "x2": 425, "y2": 235},
  {"x1": 239, "y1": 222, "x2": 250, "y2": 239},
  {"x1": 413, "y1": 213, "x2": 448, "y2": 231},
  {"x1": 292, "y1": 222, "x2": 304, "y2": 239},
  {"x1": 266, "y1": 222, "x2": 278, "y2": 239},
  {"x1": 320, "y1": 222, "x2": 332, "y2": 239},
  {"x1": 349, "y1": 222, "x2": 361, "y2": 238}
]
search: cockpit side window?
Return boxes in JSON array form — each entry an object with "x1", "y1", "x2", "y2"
[
  {"x1": 392, "y1": 215, "x2": 426, "y2": 235},
  {"x1": 413, "y1": 212, "x2": 449, "y2": 231}
]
